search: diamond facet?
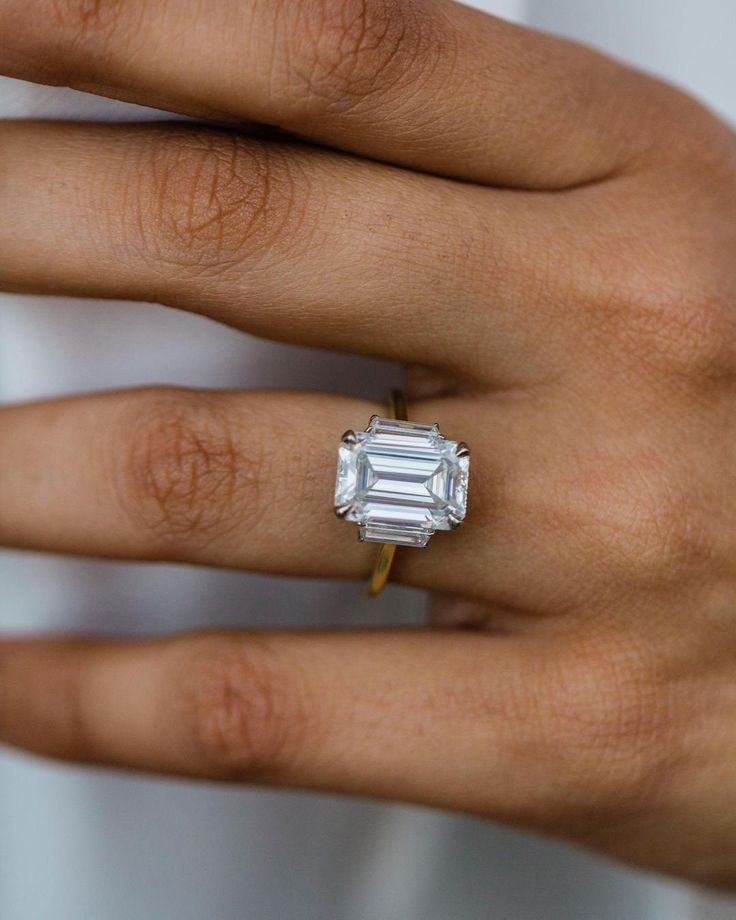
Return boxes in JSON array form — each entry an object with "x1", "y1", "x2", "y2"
[{"x1": 334, "y1": 416, "x2": 470, "y2": 547}]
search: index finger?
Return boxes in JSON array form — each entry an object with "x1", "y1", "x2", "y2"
[{"x1": 0, "y1": 0, "x2": 673, "y2": 187}]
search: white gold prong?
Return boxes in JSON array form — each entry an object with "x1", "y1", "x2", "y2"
[{"x1": 335, "y1": 404, "x2": 470, "y2": 559}]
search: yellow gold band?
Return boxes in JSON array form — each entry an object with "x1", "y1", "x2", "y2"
[{"x1": 367, "y1": 389, "x2": 407, "y2": 597}]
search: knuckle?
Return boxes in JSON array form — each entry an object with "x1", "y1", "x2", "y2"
[
  {"x1": 128, "y1": 129, "x2": 306, "y2": 274},
  {"x1": 290, "y1": 0, "x2": 444, "y2": 113},
  {"x1": 115, "y1": 389, "x2": 259, "y2": 551},
  {"x1": 656, "y1": 92, "x2": 736, "y2": 182},
  {"x1": 592, "y1": 207, "x2": 736, "y2": 382},
  {"x1": 178, "y1": 634, "x2": 305, "y2": 779},
  {"x1": 585, "y1": 458, "x2": 712, "y2": 588},
  {"x1": 545, "y1": 448, "x2": 714, "y2": 601},
  {"x1": 539, "y1": 640, "x2": 680, "y2": 821},
  {"x1": 619, "y1": 474, "x2": 708, "y2": 583},
  {"x1": 619, "y1": 285, "x2": 735, "y2": 380}
]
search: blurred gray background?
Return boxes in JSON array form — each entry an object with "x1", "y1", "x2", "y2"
[{"x1": 2, "y1": 1, "x2": 736, "y2": 917}]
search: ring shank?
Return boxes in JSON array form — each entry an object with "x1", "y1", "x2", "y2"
[{"x1": 367, "y1": 389, "x2": 407, "y2": 597}]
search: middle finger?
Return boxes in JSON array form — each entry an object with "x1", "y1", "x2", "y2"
[{"x1": 0, "y1": 120, "x2": 567, "y2": 386}]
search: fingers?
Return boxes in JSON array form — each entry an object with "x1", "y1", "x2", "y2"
[
  {"x1": 0, "y1": 120, "x2": 558, "y2": 385},
  {"x1": 3, "y1": 384, "x2": 676, "y2": 606},
  {"x1": 0, "y1": 630, "x2": 534, "y2": 806},
  {"x1": 0, "y1": 388, "x2": 382, "y2": 579},
  {"x1": 0, "y1": 0, "x2": 669, "y2": 187},
  {"x1": 0, "y1": 387, "x2": 493, "y2": 594},
  {"x1": 0, "y1": 628, "x2": 616, "y2": 825}
]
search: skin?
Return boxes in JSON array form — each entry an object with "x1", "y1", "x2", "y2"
[{"x1": 0, "y1": 0, "x2": 736, "y2": 887}]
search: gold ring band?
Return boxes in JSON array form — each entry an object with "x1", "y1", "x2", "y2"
[{"x1": 367, "y1": 389, "x2": 407, "y2": 597}]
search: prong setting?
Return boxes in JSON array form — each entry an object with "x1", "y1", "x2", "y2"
[{"x1": 335, "y1": 416, "x2": 470, "y2": 546}]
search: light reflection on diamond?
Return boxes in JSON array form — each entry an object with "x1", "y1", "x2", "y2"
[{"x1": 334, "y1": 417, "x2": 470, "y2": 546}]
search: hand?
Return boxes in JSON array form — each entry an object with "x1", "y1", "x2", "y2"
[{"x1": 1, "y1": 0, "x2": 736, "y2": 886}]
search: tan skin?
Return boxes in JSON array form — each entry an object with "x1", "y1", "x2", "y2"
[{"x1": 0, "y1": 0, "x2": 736, "y2": 887}]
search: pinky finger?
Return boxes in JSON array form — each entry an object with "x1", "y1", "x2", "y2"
[{"x1": 0, "y1": 628, "x2": 573, "y2": 823}]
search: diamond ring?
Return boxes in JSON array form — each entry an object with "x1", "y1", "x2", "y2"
[{"x1": 334, "y1": 390, "x2": 471, "y2": 596}]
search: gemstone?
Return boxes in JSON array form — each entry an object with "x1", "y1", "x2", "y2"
[{"x1": 334, "y1": 416, "x2": 470, "y2": 547}]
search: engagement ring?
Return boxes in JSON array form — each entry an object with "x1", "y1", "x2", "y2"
[{"x1": 334, "y1": 391, "x2": 470, "y2": 595}]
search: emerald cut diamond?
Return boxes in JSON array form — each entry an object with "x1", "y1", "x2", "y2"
[{"x1": 334, "y1": 416, "x2": 470, "y2": 547}]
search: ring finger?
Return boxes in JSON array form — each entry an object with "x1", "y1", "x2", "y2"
[{"x1": 0, "y1": 386, "x2": 497, "y2": 594}]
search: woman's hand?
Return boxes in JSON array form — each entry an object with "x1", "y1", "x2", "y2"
[{"x1": 1, "y1": 0, "x2": 736, "y2": 886}]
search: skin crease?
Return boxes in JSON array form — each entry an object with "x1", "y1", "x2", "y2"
[{"x1": 0, "y1": 0, "x2": 736, "y2": 889}]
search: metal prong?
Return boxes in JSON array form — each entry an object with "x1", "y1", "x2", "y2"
[
  {"x1": 341, "y1": 429, "x2": 358, "y2": 446},
  {"x1": 335, "y1": 503, "x2": 353, "y2": 519},
  {"x1": 448, "y1": 514, "x2": 463, "y2": 530},
  {"x1": 367, "y1": 414, "x2": 379, "y2": 431},
  {"x1": 454, "y1": 441, "x2": 471, "y2": 458}
]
